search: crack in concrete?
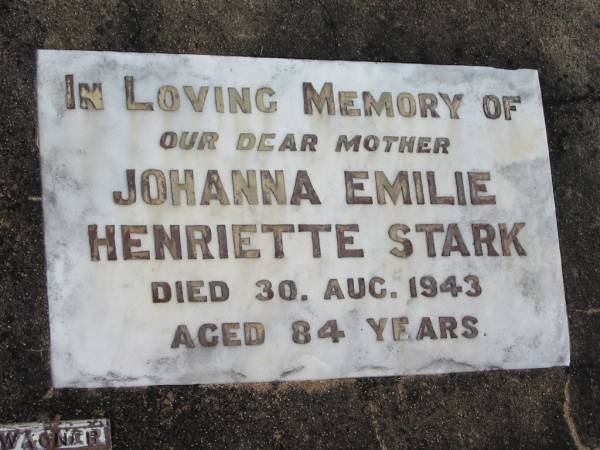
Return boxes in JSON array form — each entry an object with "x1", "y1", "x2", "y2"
[
  {"x1": 545, "y1": 94, "x2": 600, "y2": 106},
  {"x1": 574, "y1": 308, "x2": 600, "y2": 315},
  {"x1": 563, "y1": 377, "x2": 598, "y2": 450},
  {"x1": 367, "y1": 401, "x2": 388, "y2": 450},
  {"x1": 316, "y1": 0, "x2": 340, "y2": 58}
]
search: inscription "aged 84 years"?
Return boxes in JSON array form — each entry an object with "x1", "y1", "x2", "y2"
[{"x1": 37, "y1": 50, "x2": 568, "y2": 387}]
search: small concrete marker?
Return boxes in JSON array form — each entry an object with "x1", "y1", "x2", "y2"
[{"x1": 0, "y1": 419, "x2": 111, "y2": 449}]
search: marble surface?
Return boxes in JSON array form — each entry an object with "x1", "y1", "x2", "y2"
[{"x1": 37, "y1": 50, "x2": 568, "y2": 388}]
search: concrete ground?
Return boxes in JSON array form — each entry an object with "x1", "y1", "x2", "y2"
[{"x1": 1, "y1": 1, "x2": 599, "y2": 448}]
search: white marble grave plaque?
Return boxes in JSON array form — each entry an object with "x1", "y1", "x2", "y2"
[{"x1": 36, "y1": 50, "x2": 569, "y2": 388}]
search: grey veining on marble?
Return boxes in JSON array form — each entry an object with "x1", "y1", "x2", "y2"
[{"x1": 36, "y1": 50, "x2": 568, "y2": 387}]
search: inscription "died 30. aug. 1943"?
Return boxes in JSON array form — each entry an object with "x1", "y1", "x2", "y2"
[{"x1": 36, "y1": 50, "x2": 569, "y2": 388}]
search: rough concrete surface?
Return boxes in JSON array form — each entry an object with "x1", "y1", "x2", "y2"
[{"x1": 0, "y1": 1, "x2": 598, "y2": 448}]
